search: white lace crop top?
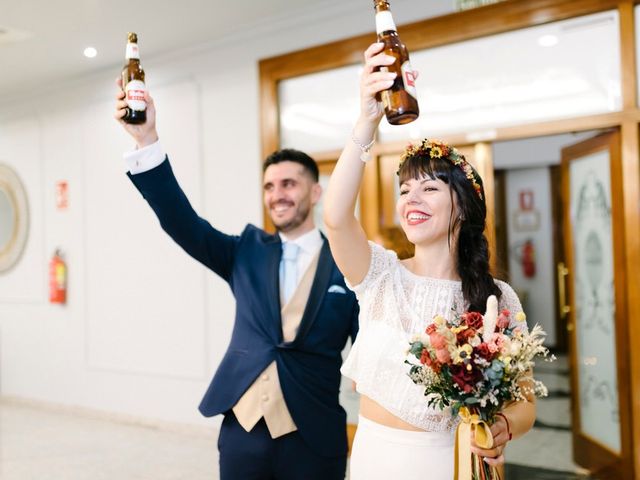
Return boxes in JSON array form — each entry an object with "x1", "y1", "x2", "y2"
[{"x1": 341, "y1": 241, "x2": 526, "y2": 433}]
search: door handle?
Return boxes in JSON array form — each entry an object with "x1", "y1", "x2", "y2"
[{"x1": 557, "y1": 262, "x2": 571, "y2": 328}]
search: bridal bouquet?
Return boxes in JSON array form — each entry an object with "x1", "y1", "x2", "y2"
[{"x1": 406, "y1": 296, "x2": 552, "y2": 480}]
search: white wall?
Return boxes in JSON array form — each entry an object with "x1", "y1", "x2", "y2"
[
  {"x1": 504, "y1": 168, "x2": 557, "y2": 346},
  {"x1": 0, "y1": 1, "x2": 453, "y2": 428}
]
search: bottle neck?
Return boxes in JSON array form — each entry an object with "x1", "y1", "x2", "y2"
[
  {"x1": 375, "y1": 9, "x2": 397, "y2": 35},
  {"x1": 125, "y1": 42, "x2": 140, "y2": 60}
]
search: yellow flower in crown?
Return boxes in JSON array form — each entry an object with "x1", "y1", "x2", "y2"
[{"x1": 430, "y1": 146, "x2": 442, "y2": 158}]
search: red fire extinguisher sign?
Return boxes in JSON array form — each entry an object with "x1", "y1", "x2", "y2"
[{"x1": 49, "y1": 250, "x2": 67, "y2": 304}]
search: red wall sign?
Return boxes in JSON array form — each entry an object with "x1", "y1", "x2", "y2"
[{"x1": 55, "y1": 181, "x2": 68, "y2": 210}]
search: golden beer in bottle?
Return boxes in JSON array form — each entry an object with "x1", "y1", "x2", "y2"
[
  {"x1": 373, "y1": 0, "x2": 419, "y2": 125},
  {"x1": 121, "y1": 32, "x2": 146, "y2": 124}
]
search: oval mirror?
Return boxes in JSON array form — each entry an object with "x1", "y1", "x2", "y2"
[{"x1": 0, "y1": 164, "x2": 29, "y2": 272}]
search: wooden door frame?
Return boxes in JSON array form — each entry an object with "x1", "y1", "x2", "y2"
[
  {"x1": 259, "y1": 0, "x2": 640, "y2": 475},
  {"x1": 561, "y1": 131, "x2": 633, "y2": 478},
  {"x1": 549, "y1": 165, "x2": 569, "y2": 353}
]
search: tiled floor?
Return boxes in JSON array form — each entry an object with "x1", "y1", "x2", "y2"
[
  {"x1": 505, "y1": 355, "x2": 592, "y2": 479},
  {"x1": 1, "y1": 355, "x2": 592, "y2": 479},
  {"x1": 0, "y1": 400, "x2": 218, "y2": 480}
]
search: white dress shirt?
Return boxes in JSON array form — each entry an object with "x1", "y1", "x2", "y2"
[{"x1": 124, "y1": 140, "x2": 165, "y2": 175}]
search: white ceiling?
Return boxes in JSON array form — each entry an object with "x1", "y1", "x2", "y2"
[{"x1": 1, "y1": 0, "x2": 419, "y2": 106}]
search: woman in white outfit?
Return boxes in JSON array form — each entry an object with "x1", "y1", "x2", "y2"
[{"x1": 323, "y1": 43, "x2": 537, "y2": 479}]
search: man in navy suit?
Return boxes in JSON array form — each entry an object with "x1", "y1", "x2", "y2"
[{"x1": 115, "y1": 83, "x2": 358, "y2": 479}]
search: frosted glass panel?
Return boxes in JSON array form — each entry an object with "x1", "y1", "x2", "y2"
[
  {"x1": 279, "y1": 65, "x2": 360, "y2": 152},
  {"x1": 569, "y1": 149, "x2": 621, "y2": 454},
  {"x1": 381, "y1": 10, "x2": 621, "y2": 141},
  {"x1": 279, "y1": 10, "x2": 621, "y2": 149}
]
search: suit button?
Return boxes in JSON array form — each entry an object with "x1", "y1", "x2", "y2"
[
  {"x1": 262, "y1": 374, "x2": 269, "y2": 381},
  {"x1": 261, "y1": 394, "x2": 269, "y2": 402}
]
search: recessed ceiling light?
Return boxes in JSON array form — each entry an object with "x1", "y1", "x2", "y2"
[
  {"x1": 83, "y1": 47, "x2": 97, "y2": 58},
  {"x1": 538, "y1": 34, "x2": 559, "y2": 47}
]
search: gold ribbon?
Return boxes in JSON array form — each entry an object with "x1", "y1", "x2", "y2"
[{"x1": 454, "y1": 407, "x2": 495, "y2": 480}]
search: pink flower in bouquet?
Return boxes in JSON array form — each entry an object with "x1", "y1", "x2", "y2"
[
  {"x1": 474, "y1": 342, "x2": 495, "y2": 361},
  {"x1": 496, "y1": 309, "x2": 511, "y2": 330},
  {"x1": 435, "y1": 346, "x2": 451, "y2": 364},
  {"x1": 488, "y1": 343, "x2": 500, "y2": 355},
  {"x1": 429, "y1": 331, "x2": 448, "y2": 350}
]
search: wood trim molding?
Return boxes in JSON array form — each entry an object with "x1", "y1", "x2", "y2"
[
  {"x1": 620, "y1": 1, "x2": 639, "y2": 110},
  {"x1": 621, "y1": 121, "x2": 640, "y2": 477}
]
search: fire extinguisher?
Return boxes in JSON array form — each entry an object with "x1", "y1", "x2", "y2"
[
  {"x1": 49, "y1": 249, "x2": 67, "y2": 304},
  {"x1": 521, "y1": 239, "x2": 536, "y2": 278}
]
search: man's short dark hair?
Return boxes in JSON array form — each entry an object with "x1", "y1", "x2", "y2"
[{"x1": 263, "y1": 149, "x2": 319, "y2": 182}]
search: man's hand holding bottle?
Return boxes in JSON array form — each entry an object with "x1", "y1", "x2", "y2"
[{"x1": 114, "y1": 77, "x2": 158, "y2": 149}]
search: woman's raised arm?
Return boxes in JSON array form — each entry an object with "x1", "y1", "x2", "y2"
[{"x1": 323, "y1": 43, "x2": 396, "y2": 285}]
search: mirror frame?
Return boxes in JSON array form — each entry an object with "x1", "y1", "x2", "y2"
[{"x1": 0, "y1": 164, "x2": 29, "y2": 272}]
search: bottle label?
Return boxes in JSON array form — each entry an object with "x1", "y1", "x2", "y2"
[
  {"x1": 125, "y1": 80, "x2": 146, "y2": 111},
  {"x1": 401, "y1": 61, "x2": 418, "y2": 99},
  {"x1": 375, "y1": 11, "x2": 397, "y2": 34},
  {"x1": 125, "y1": 43, "x2": 140, "y2": 59}
]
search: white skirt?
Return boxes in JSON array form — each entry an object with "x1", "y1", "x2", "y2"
[{"x1": 349, "y1": 415, "x2": 455, "y2": 480}]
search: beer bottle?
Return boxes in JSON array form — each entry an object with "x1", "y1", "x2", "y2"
[
  {"x1": 121, "y1": 32, "x2": 146, "y2": 124},
  {"x1": 373, "y1": 0, "x2": 419, "y2": 125}
]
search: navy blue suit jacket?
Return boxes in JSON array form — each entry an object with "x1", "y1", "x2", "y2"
[{"x1": 128, "y1": 159, "x2": 359, "y2": 457}]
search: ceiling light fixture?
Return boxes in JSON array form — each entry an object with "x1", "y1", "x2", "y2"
[
  {"x1": 83, "y1": 47, "x2": 97, "y2": 58},
  {"x1": 537, "y1": 34, "x2": 559, "y2": 47}
]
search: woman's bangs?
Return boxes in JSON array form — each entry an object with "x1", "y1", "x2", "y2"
[{"x1": 398, "y1": 155, "x2": 451, "y2": 185}]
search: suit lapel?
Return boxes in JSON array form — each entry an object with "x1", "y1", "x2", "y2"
[
  {"x1": 292, "y1": 239, "x2": 333, "y2": 345},
  {"x1": 265, "y1": 237, "x2": 283, "y2": 342}
]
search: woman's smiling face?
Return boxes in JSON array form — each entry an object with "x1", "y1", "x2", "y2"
[{"x1": 396, "y1": 175, "x2": 458, "y2": 248}]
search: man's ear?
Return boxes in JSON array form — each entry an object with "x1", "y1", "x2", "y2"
[{"x1": 311, "y1": 182, "x2": 322, "y2": 205}]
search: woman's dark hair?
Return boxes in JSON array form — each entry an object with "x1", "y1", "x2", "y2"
[
  {"x1": 398, "y1": 150, "x2": 501, "y2": 313},
  {"x1": 263, "y1": 148, "x2": 319, "y2": 182}
]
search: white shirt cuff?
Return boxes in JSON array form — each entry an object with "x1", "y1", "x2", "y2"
[{"x1": 124, "y1": 140, "x2": 166, "y2": 175}]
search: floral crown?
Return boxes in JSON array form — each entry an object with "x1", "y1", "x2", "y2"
[{"x1": 397, "y1": 139, "x2": 483, "y2": 200}]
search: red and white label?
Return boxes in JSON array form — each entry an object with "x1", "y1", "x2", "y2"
[
  {"x1": 125, "y1": 80, "x2": 146, "y2": 111},
  {"x1": 55, "y1": 181, "x2": 68, "y2": 210},
  {"x1": 401, "y1": 61, "x2": 418, "y2": 99}
]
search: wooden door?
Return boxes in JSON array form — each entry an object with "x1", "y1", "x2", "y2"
[{"x1": 560, "y1": 131, "x2": 633, "y2": 479}]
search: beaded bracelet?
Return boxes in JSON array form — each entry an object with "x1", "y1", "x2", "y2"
[{"x1": 351, "y1": 132, "x2": 375, "y2": 163}]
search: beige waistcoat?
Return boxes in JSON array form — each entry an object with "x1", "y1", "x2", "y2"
[{"x1": 232, "y1": 250, "x2": 321, "y2": 438}]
